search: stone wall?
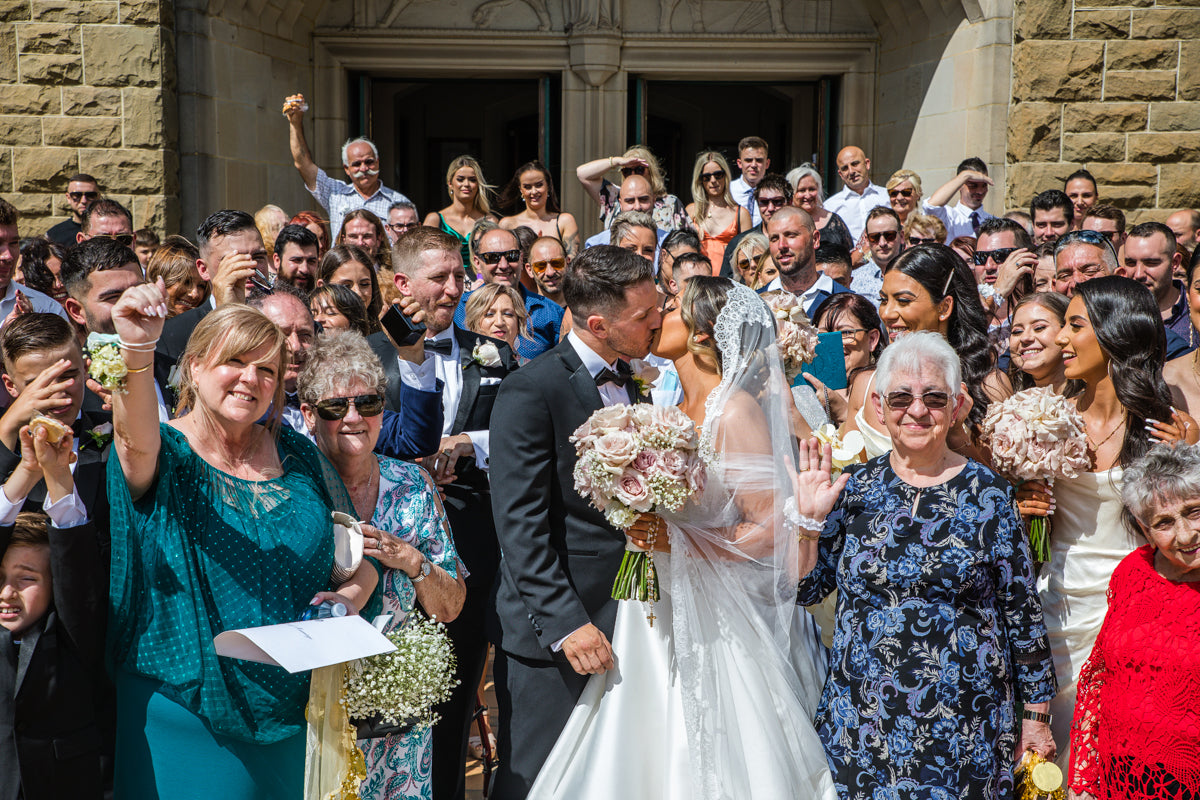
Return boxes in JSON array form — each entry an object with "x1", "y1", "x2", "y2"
[
  {"x1": 0, "y1": 0, "x2": 178, "y2": 236},
  {"x1": 1007, "y1": 0, "x2": 1200, "y2": 220}
]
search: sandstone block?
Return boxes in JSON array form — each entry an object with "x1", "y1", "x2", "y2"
[
  {"x1": 1014, "y1": 0, "x2": 1070, "y2": 41},
  {"x1": 1076, "y1": 0, "x2": 1151, "y2": 5},
  {"x1": 1159, "y1": 164, "x2": 1200, "y2": 208},
  {"x1": 8, "y1": 192, "x2": 53, "y2": 219},
  {"x1": 42, "y1": 116, "x2": 122, "y2": 148},
  {"x1": 0, "y1": 0, "x2": 31, "y2": 21},
  {"x1": 0, "y1": 29, "x2": 14, "y2": 83},
  {"x1": 17, "y1": 22, "x2": 79, "y2": 54},
  {"x1": 0, "y1": 116, "x2": 42, "y2": 147},
  {"x1": 1075, "y1": 10, "x2": 1130, "y2": 39},
  {"x1": 121, "y1": 0, "x2": 168, "y2": 26},
  {"x1": 1132, "y1": 8, "x2": 1200, "y2": 39},
  {"x1": 1063, "y1": 133, "x2": 1126, "y2": 162},
  {"x1": 1007, "y1": 102, "x2": 1061, "y2": 162},
  {"x1": 32, "y1": 1, "x2": 117, "y2": 23},
  {"x1": 131, "y1": 193, "x2": 176, "y2": 233},
  {"x1": 79, "y1": 148, "x2": 163, "y2": 193},
  {"x1": 1149, "y1": 102, "x2": 1200, "y2": 131},
  {"x1": 1062, "y1": 102, "x2": 1147, "y2": 132},
  {"x1": 1105, "y1": 70, "x2": 1176, "y2": 102},
  {"x1": 0, "y1": 149, "x2": 10, "y2": 192},
  {"x1": 1088, "y1": 162, "x2": 1158, "y2": 186},
  {"x1": 1127, "y1": 132, "x2": 1200, "y2": 161},
  {"x1": 1013, "y1": 41, "x2": 1104, "y2": 102},
  {"x1": 1006, "y1": 162, "x2": 1084, "y2": 209},
  {"x1": 62, "y1": 86, "x2": 122, "y2": 116},
  {"x1": 1100, "y1": 183, "x2": 1157, "y2": 211},
  {"x1": 81, "y1": 25, "x2": 159, "y2": 87},
  {"x1": 13, "y1": 146, "x2": 77, "y2": 191},
  {"x1": 1181, "y1": 41, "x2": 1200, "y2": 101},
  {"x1": 0, "y1": 84, "x2": 60, "y2": 115},
  {"x1": 122, "y1": 87, "x2": 164, "y2": 147},
  {"x1": 19, "y1": 52, "x2": 81, "y2": 84},
  {"x1": 1107, "y1": 40, "x2": 1178, "y2": 71}
]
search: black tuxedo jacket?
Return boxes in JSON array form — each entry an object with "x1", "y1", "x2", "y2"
[
  {"x1": 0, "y1": 521, "x2": 108, "y2": 800},
  {"x1": 488, "y1": 337, "x2": 643, "y2": 661},
  {"x1": 157, "y1": 302, "x2": 210, "y2": 364}
]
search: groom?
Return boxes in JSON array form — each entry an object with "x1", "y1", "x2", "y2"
[{"x1": 488, "y1": 246, "x2": 661, "y2": 798}]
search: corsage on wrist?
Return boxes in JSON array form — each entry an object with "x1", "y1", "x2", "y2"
[{"x1": 86, "y1": 332, "x2": 158, "y2": 393}]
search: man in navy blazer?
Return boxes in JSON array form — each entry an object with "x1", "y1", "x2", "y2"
[{"x1": 762, "y1": 205, "x2": 853, "y2": 317}]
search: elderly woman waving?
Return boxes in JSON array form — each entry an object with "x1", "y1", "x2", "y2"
[
  {"x1": 297, "y1": 331, "x2": 465, "y2": 799},
  {"x1": 107, "y1": 282, "x2": 378, "y2": 799},
  {"x1": 794, "y1": 331, "x2": 1057, "y2": 800}
]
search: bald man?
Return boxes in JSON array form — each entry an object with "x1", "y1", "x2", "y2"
[
  {"x1": 823, "y1": 145, "x2": 890, "y2": 241},
  {"x1": 583, "y1": 174, "x2": 668, "y2": 260},
  {"x1": 1166, "y1": 209, "x2": 1200, "y2": 249}
]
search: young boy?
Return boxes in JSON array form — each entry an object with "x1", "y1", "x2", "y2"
[{"x1": 0, "y1": 420, "x2": 106, "y2": 800}]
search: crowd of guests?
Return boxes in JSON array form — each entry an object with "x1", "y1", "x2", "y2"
[{"x1": 0, "y1": 92, "x2": 1197, "y2": 800}]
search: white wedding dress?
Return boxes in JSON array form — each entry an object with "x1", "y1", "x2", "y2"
[{"x1": 528, "y1": 283, "x2": 837, "y2": 800}]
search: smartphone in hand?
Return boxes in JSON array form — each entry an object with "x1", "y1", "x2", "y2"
[{"x1": 380, "y1": 303, "x2": 427, "y2": 347}]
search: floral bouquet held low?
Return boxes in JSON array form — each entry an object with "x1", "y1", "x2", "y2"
[
  {"x1": 980, "y1": 386, "x2": 1090, "y2": 562},
  {"x1": 570, "y1": 404, "x2": 707, "y2": 623}
]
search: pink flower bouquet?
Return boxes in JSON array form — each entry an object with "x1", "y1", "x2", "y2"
[
  {"x1": 571, "y1": 404, "x2": 706, "y2": 603},
  {"x1": 980, "y1": 386, "x2": 1090, "y2": 561},
  {"x1": 763, "y1": 290, "x2": 820, "y2": 381}
]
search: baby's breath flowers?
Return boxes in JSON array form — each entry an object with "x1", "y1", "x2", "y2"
[{"x1": 86, "y1": 332, "x2": 128, "y2": 393}]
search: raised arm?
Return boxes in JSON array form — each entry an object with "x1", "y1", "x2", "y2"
[
  {"x1": 111, "y1": 279, "x2": 169, "y2": 500},
  {"x1": 928, "y1": 169, "x2": 991, "y2": 208},
  {"x1": 283, "y1": 95, "x2": 319, "y2": 191},
  {"x1": 576, "y1": 155, "x2": 647, "y2": 206}
]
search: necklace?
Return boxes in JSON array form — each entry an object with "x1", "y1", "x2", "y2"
[
  {"x1": 1085, "y1": 410, "x2": 1127, "y2": 452},
  {"x1": 1190, "y1": 349, "x2": 1200, "y2": 395}
]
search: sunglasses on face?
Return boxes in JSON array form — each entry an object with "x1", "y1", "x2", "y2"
[
  {"x1": 621, "y1": 165, "x2": 647, "y2": 177},
  {"x1": 972, "y1": 247, "x2": 1017, "y2": 266},
  {"x1": 701, "y1": 171, "x2": 725, "y2": 182},
  {"x1": 314, "y1": 393, "x2": 385, "y2": 420},
  {"x1": 68, "y1": 191, "x2": 99, "y2": 201},
  {"x1": 756, "y1": 196, "x2": 787, "y2": 209},
  {"x1": 888, "y1": 188, "x2": 914, "y2": 199},
  {"x1": 387, "y1": 222, "x2": 418, "y2": 233},
  {"x1": 530, "y1": 257, "x2": 566, "y2": 273},
  {"x1": 93, "y1": 233, "x2": 135, "y2": 247},
  {"x1": 478, "y1": 249, "x2": 521, "y2": 265},
  {"x1": 884, "y1": 390, "x2": 951, "y2": 411},
  {"x1": 867, "y1": 230, "x2": 899, "y2": 244},
  {"x1": 908, "y1": 236, "x2": 938, "y2": 246}
]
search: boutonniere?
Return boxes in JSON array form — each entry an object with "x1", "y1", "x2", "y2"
[
  {"x1": 84, "y1": 422, "x2": 113, "y2": 449},
  {"x1": 629, "y1": 358, "x2": 660, "y2": 396},
  {"x1": 472, "y1": 339, "x2": 503, "y2": 368},
  {"x1": 167, "y1": 363, "x2": 181, "y2": 391}
]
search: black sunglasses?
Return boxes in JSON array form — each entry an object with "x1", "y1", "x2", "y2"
[
  {"x1": 756, "y1": 196, "x2": 787, "y2": 209},
  {"x1": 884, "y1": 390, "x2": 951, "y2": 411},
  {"x1": 93, "y1": 233, "x2": 135, "y2": 247},
  {"x1": 973, "y1": 247, "x2": 1017, "y2": 266},
  {"x1": 621, "y1": 165, "x2": 647, "y2": 176},
  {"x1": 68, "y1": 191, "x2": 99, "y2": 201},
  {"x1": 908, "y1": 236, "x2": 939, "y2": 246},
  {"x1": 478, "y1": 249, "x2": 521, "y2": 265},
  {"x1": 701, "y1": 171, "x2": 725, "y2": 182},
  {"x1": 314, "y1": 393, "x2": 385, "y2": 420}
]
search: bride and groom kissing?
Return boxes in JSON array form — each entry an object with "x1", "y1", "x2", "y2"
[{"x1": 488, "y1": 245, "x2": 836, "y2": 799}]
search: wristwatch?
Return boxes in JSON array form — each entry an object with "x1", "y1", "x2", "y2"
[
  {"x1": 1022, "y1": 709, "x2": 1052, "y2": 724},
  {"x1": 411, "y1": 556, "x2": 431, "y2": 583}
]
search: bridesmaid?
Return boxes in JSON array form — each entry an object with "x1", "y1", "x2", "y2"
[
  {"x1": 423, "y1": 156, "x2": 496, "y2": 267},
  {"x1": 498, "y1": 161, "x2": 580, "y2": 256}
]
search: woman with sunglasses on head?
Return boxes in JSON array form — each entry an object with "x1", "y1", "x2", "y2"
[
  {"x1": 498, "y1": 161, "x2": 580, "y2": 257},
  {"x1": 843, "y1": 244, "x2": 1003, "y2": 460},
  {"x1": 1015, "y1": 276, "x2": 1197, "y2": 764},
  {"x1": 786, "y1": 164, "x2": 854, "y2": 254},
  {"x1": 575, "y1": 145, "x2": 692, "y2": 234},
  {"x1": 796, "y1": 331, "x2": 1057, "y2": 799},
  {"x1": 298, "y1": 331, "x2": 466, "y2": 798},
  {"x1": 686, "y1": 151, "x2": 753, "y2": 269},
  {"x1": 423, "y1": 156, "x2": 497, "y2": 267}
]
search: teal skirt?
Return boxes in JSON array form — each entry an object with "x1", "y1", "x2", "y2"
[{"x1": 114, "y1": 671, "x2": 305, "y2": 800}]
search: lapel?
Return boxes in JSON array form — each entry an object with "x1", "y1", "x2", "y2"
[
  {"x1": 558, "y1": 339, "x2": 604, "y2": 413},
  {"x1": 13, "y1": 613, "x2": 49, "y2": 696},
  {"x1": 453, "y1": 326, "x2": 482, "y2": 434}
]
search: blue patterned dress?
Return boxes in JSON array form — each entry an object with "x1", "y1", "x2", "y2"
[
  {"x1": 798, "y1": 456, "x2": 1057, "y2": 800},
  {"x1": 357, "y1": 455, "x2": 460, "y2": 800}
]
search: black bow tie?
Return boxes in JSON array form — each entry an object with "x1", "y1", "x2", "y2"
[
  {"x1": 424, "y1": 338, "x2": 454, "y2": 357},
  {"x1": 285, "y1": 392, "x2": 301, "y2": 409},
  {"x1": 595, "y1": 362, "x2": 632, "y2": 388}
]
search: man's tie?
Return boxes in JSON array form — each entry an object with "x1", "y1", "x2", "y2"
[
  {"x1": 594, "y1": 366, "x2": 629, "y2": 388},
  {"x1": 424, "y1": 338, "x2": 454, "y2": 357},
  {"x1": 970, "y1": 211, "x2": 981, "y2": 236}
]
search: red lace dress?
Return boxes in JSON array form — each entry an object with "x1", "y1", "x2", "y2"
[{"x1": 1069, "y1": 545, "x2": 1200, "y2": 799}]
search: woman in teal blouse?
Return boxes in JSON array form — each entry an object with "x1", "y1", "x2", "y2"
[{"x1": 107, "y1": 282, "x2": 379, "y2": 799}]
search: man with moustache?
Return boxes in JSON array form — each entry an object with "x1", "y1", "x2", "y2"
[
  {"x1": 489, "y1": 245, "x2": 660, "y2": 798},
  {"x1": 270, "y1": 224, "x2": 320, "y2": 292},
  {"x1": 823, "y1": 146, "x2": 889, "y2": 240},
  {"x1": 284, "y1": 94, "x2": 411, "y2": 239},
  {"x1": 765, "y1": 205, "x2": 851, "y2": 316}
]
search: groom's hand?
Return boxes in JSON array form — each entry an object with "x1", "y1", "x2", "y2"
[{"x1": 562, "y1": 623, "x2": 614, "y2": 675}]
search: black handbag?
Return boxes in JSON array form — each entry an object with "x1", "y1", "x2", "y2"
[{"x1": 352, "y1": 712, "x2": 419, "y2": 740}]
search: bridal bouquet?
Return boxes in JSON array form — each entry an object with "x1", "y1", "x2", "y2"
[
  {"x1": 980, "y1": 387, "x2": 1089, "y2": 562},
  {"x1": 571, "y1": 404, "x2": 706, "y2": 604},
  {"x1": 763, "y1": 291, "x2": 820, "y2": 381}
]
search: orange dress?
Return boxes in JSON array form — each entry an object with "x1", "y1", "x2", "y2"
[{"x1": 700, "y1": 213, "x2": 740, "y2": 267}]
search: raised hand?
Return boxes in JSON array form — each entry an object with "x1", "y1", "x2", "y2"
[
  {"x1": 111, "y1": 277, "x2": 168, "y2": 348},
  {"x1": 1147, "y1": 408, "x2": 1199, "y2": 445},
  {"x1": 0, "y1": 358, "x2": 77, "y2": 450},
  {"x1": 211, "y1": 249, "x2": 263, "y2": 305},
  {"x1": 993, "y1": 247, "x2": 1038, "y2": 300},
  {"x1": 282, "y1": 93, "x2": 307, "y2": 123},
  {"x1": 791, "y1": 438, "x2": 851, "y2": 523}
]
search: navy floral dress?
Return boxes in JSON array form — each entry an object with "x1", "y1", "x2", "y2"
[{"x1": 798, "y1": 456, "x2": 1056, "y2": 800}]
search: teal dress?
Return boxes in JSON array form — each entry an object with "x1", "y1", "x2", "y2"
[
  {"x1": 107, "y1": 423, "x2": 359, "y2": 800},
  {"x1": 437, "y1": 212, "x2": 471, "y2": 266}
]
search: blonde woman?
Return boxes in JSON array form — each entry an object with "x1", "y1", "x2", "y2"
[
  {"x1": 423, "y1": 155, "x2": 496, "y2": 266},
  {"x1": 686, "y1": 151, "x2": 752, "y2": 269},
  {"x1": 575, "y1": 144, "x2": 692, "y2": 233},
  {"x1": 885, "y1": 169, "x2": 925, "y2": 226},
  {"x1": 464, "y1": 282, "x2": 529, "y2": 357}
]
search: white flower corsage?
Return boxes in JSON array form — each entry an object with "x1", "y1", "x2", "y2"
[
  {"x1": 472, "y1": 340, "x2": 502, "y2": 368},
  {"x1": 85, "y1": 332, "x2": 128, "y2": 393},
  {"x1": 85, "y1": 422, "x2": 113, "y2": 449}
]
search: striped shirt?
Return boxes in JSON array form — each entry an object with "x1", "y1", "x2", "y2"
[{"x1": 307, "y1": 167, "x2": 412, "y2": 240}]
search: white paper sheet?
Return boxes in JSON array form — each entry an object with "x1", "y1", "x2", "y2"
[{"x1": 214, "y1": 615, "x2": 396, "y2": 673}]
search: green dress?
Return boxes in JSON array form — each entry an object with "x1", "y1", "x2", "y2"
[{"x1": 107, "y1": 423, "x2": 357, "y2": 799}]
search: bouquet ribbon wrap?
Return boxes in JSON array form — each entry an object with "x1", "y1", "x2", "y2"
[{"x1": 304, "y1": 665, "x2": 365, "y2": 800}]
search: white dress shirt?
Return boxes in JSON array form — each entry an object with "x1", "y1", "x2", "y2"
[
  {"x1": 926, "y1": 202, "x2": 994, "y2": 243},
  {"x1": 766, "y1": 272, "x2": 837, "y2": 317},
  {"x1": 0, "y1": 281, "x2": 69, "y2": 326},
  {"x1": 730, "y1": 176, "x2": 761, "y2": 227},
  {"x1": 823, "y1": 183, "x2": 890, "y2": 241},
  {"x1": 396, "y1": 327, "x2": 493, "y2": 468}
]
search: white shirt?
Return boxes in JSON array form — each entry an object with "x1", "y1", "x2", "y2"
[
  {"x1": 823, "y1": 182, "x2": 890, "y2": 241},
  {"x1": 926, "y1": 202, "x2": 994, "y2": 243},
  {"x1": 0, "y1": 281, "x2": 70, "y2": 327},
  {"x1": 730, "y1": 176, "x2": 761, "y2": 227},
  {"x1": 766, "y1": 272, "x2": 836, "y2": 317},
  {"x1": 0, "y1": 484, "x2": 88, "y2": 528},
  {"x1": 396, "y1": 327, "x2": 494, "y2": 468}
]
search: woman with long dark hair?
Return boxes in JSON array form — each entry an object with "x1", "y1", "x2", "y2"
[
  {"x1": 1016, "y1": 275, "x2": 1197, "y2": 763},
  {"x1": 498, "y1": 160, "x2": 580, "y2": 256},
  {"x1": 809, "y1": 293, "x2": 883, "y2": 427},
  {"x1": 1163, "y1": 247, "x2": 1200, "y2": 413},
  {"x1": 317, "y1": 244, "x2": 382, "y2": 333}
]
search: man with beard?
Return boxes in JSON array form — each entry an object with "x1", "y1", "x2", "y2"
[
  {"x1": 526, "y1": 236, "x2": 568, "y2": 307},
  {"x1": 284, "y1": 94, "x2": 411, "y2": 239},
  {"x1": 765, "y1": 205, "x2": 851, "y2": 316},
  {"x1": 270, "y1": 224, "x2": 320, "y2": 292},
  {"x1": 823, "y1": 146, "x2": 888, "y2": 241}
]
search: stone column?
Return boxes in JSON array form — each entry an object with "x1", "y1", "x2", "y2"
[{"x1": 563, "y1": 32, "x2": 625, "y2": 239}]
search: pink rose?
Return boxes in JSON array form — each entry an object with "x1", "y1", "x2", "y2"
[
  {"x1": 632, "y1": 449, "x2": 659, "y2": 472},
  {"x1": 594, "y1": 430, "x2": 639, "y2": 471},
  {"x1": 612, "y1": 468, "x2": 653, "y2": 512},
  {"x1": 657, "y1": 448, "x2": 687, "y2": 480},
  {"x1": 685, "y1": 457, "x2": 707, "y2": 494}
]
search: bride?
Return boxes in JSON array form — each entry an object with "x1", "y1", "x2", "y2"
[{"x1": 528, "y1": 278, "x2": 836, "y2": 799}]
